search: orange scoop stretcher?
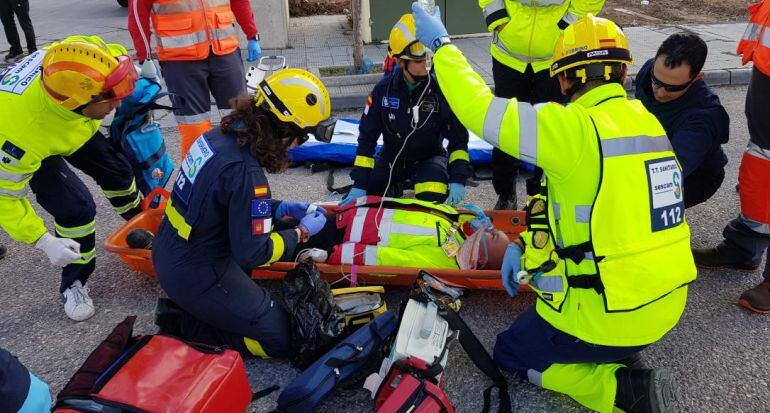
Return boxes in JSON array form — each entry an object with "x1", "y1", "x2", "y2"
[{"x1": 104, "y1": 188, "x2": 530, "y2": 291}]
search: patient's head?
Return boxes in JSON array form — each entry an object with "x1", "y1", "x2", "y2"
[{"x1": 479, "y1": 229, "x2": 511, "y2": 270}]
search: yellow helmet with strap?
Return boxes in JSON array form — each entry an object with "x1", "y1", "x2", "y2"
[
  {"x1": 254, "y1": 68, "x2": 336, "y2": 142},
  {"x1": 41, "y1": 35, "x2": 137, "y2": 111},
  {"x1": 388, "y1": 14, "x2": 427, "y2": 60},
  {"x1": 550, "y1": 14, "x2": 633, "y2": 82}
]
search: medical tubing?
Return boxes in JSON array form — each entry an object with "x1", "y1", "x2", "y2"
[{"x1": 374, "y1": 74, "x2": 435, "y2": 235}]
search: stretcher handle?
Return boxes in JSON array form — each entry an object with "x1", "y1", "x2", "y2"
[{"x1": 141, "y1": 187, "x2": 171, "y2": 211}]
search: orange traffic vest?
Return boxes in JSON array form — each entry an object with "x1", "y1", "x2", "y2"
[
  {"x1": 738, "y1": 0, "x2": 770, "y2": 76},
  {"x1": 151, "y1": 0, "x2": 239, "y2": 61}
]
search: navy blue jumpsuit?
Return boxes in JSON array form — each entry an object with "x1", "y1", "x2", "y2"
[
  {"x1": 351, "y1": 69, "x2": 472, "y2": 202},
  {"x1": 152, "y1": 128, "x2": 299, "y2": 358}
]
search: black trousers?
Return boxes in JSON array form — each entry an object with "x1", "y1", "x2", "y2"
[
  {"x1": 367, "y1": 154, "x2": 450, "y2": 203},
  {"x1": 0, "y1": 0, "x2": 35, "y2": 54},
  {"x1": 491, "y1": 59, "x2": 566, "y2": 196},
  {"x1": 29, "y1": 132, "x2": 140, "y2": 292}
]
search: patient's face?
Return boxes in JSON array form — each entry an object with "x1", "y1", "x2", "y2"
[{"x1": 480, "y1": 229, "x2": 512, "y2": 270}]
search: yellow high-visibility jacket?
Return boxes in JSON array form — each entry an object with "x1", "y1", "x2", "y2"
[
  {"x1": 434, "y1": 44, "x2": 696, "y2": 347},
  {"x1": 0, "y1": 57, "x2": 101, "y2": 244},
  {"x1": 478, "y1": 0, "x2": 605, "y2": 73}
]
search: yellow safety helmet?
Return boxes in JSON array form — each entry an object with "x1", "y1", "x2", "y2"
[
  {"x1": 254, "y1": 68, "x2": 336, "y2": 142},
  {"x1": 41, "y1": 35, "x2": 137, "y2": 111},
  {"x1": 388, "y1": 14, "x2": 427, "y2": 60},
  {"x1": 550, "y1": 14, "x2": 633, "y2": 82}
]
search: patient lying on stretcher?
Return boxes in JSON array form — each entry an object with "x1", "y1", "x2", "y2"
[{"x1": 285, "y1": 197, "x2": 510, "y2": 270}]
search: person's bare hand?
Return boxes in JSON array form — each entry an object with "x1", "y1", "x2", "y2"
[{"x1": 496, "y1": 22, "x2": 508, "y2": 32}]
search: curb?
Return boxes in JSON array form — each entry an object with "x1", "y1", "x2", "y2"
[{"x1": 329, "y1": 66, "x2": 752, "y2": 110}]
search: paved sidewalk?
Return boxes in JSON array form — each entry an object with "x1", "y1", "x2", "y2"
[
  {"x1": 266, "y1": 16, "x2": 750, "y2": 108},
  {"x1": 0, "y1": 4, "x2": 751, "y2": 112}
]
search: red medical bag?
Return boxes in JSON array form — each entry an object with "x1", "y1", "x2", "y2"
[
  {"x1": 54, "y1": 316, "x2": 253, "y2": 413},
  {"x1": 374, "y1": 357, "x2": 455, "y2": 413}
]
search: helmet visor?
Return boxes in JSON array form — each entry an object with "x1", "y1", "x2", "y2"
[
  {"x1": 305, "y1": 117, "x2": 337, "y2": 143},
  {"x1": 94, "y1": 55, "x2": 138, "y2": 102}
]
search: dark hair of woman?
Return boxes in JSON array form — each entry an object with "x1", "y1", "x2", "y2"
[{"x1": 221, "y1": 95, "x2": 305, "y2": 173}]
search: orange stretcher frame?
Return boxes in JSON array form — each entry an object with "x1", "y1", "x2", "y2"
[{"x1": 104, "y1": 189, "x2": 529, "y2": 291}]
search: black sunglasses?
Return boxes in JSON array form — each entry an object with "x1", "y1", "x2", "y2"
[{"x1": 650, "y1": 70, "x2": 694, "y2": 92}]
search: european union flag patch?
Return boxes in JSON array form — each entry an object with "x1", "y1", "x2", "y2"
[{"x1": 251, "y1": 199, "x2": 271, "y2": 217}]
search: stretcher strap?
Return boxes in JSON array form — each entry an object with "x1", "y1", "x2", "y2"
[{"x1": 350, "y1": 265, "x2": 358, "y2": 287}]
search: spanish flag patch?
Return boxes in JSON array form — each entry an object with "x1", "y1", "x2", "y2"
[
  {"x1": 364, "y1": 95, "x2": 372, "y2": 115},
  {"x1": 253, "y1": 185, "x2": 269, "y2": 198}
]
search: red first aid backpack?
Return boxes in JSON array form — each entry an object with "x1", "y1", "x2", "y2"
[
  {"x1": 374, "y1": 357, "x2": 454, "y2": 413},
  {"x1": 53, "y1": 316, "x2": 257, "y2": 413}
]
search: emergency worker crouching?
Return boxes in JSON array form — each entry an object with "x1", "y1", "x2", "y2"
[
  {"x1": 414, "y1": 5, "x2": 696, "y2": 412},
  {"x1": 0, "y1": 36, "x2": 141, "y2": 322},
  {"x1": 152, "y1": 68, "x2": 335, "y2": 359},
  {"x1": 340, "y1": 14, "x2": 472, "y2": 207}
]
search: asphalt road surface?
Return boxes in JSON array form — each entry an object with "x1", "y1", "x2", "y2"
[{"x1": 1, "y1": 85, "x2": 768, "y2": 412}]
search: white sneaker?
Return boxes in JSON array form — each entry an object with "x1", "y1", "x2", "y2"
[{"x1": 62, "y1": 281, "x2": 95, "y2": 321}]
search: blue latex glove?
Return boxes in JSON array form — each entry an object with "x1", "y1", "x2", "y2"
[
  {"x1": 340, "y1": 187, "x2": 366, "y2": 206},
  {"x1": 501, "y1": 243, "x2": 523, "y2": 297},
  {"x1": 446, "y1": 183, "x2": 465, "y2": 206},
  {"x1": 276, "y1": 201, "x2": 325, "y2": 220},
  {"x1": 247, "y1": 39, "x2": 262, "y2": 62},
  {"x1": 299, "y1": 210, "x2": 327, "y2": 236},
  {"x1": 411, "y1": 2, "x2": 448, "y2": 52},
  {"x1": 122, "y1": 77, "x2": 161, "y2": 106}
]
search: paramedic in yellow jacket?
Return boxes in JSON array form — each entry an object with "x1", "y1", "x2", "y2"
[
  {"x1": 414, "y1": 6, "x2": 695, "y2": 413},
  {"x1": 479, "y1": 0, "x2": 604, "y2": 210},
  {"x1": 0, "y1": 36, "x2": 140, "y2": 321}
]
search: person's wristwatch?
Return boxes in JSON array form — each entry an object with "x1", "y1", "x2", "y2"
[
  {"x1": 432, "y1": 35, "x2": 451, "y2": 51},
  {"x1": 249, "y1": 34, "x2": 260, "y2": 41}
]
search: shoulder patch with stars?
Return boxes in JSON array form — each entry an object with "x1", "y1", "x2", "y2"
[{"x1": 251, "y1": 199, "x2": 271, "y2": 217}]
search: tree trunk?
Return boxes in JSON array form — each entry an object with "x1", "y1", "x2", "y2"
[{"x1": 351, "y1": 0, "x2": 363, "y2": 69}]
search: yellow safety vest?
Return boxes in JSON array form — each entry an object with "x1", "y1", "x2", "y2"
[
  {"x1": 434, "y1": 45, "x2": 696, "y2": 346},
  {"x1": 478, "y1": 0, "x2": 603, "y2": 73},
  {"x1": 332, "y1": 198, "x2": 470, "y2": 269},
  {"x1": 0, "y1": 52, "x2": 101, "y2": 244}
]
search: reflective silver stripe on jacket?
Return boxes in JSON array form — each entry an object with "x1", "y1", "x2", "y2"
[
  {"x1": 211, "y1": 27, "x2": 236, "y2": 42},
  {"x1": 153, "y1": 0, "x2": 200, "y2": 14},
  {"x1": 340, "y1": 243, "x2": 355, "y2": 264},
  {"x1": 364, "y1": 245, "x2": 378, "y2": 265},
  {"x1": 561, "y1": 11, "x2": 579, "y2": 25},
  {"x1": 518, "y1": 102, "x2": 538, "y2": 165},
  {"x1": 204, "y1": 0, "x2": 230, "y2": 7},
  {"x1": 762, "y1": 30, "x2": 770, "y2": 47},
  {"x1": 0, "y1": 186, "x2": 28, "y2": 199},
  {"x1": 553, "y1": 202, "x2": 561, "y2": 220},
  {"x1": 348, "y1": 207, "x2": 369, "y2": 243},
  {"x1": 0, "y1": 169, "x2": 31, "y2": 183},
  {"x1": 600, "y1": 135, "x2": 672, "y2": 158},
  {"x1": 483, "y1": 0, "x2": 506, "y2": 18},
  {"x1": 575, "y1": 205, "x2": 592, "y2": 223},
  {"x1": 741, "y1": 23, "x2": 762, "y2": 42},
  {"x1": 533, "y1": 275, "x2": 565, "y2": 293},
  {"x1": 175, "y1": 112, "x2": 211, "y2": 125},
  {"x1": 483, "y1": 97, "x2": 509, "y2": 148},
  {"x1": 746, "y1": 141, "x2": 770, "y2": 161},
  {"x1": 156, "y1": 30, "x2": 208, "y2": 49}
]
